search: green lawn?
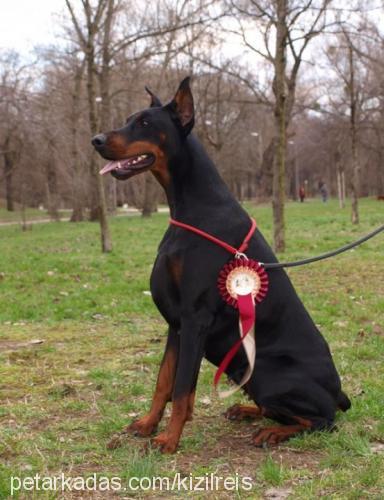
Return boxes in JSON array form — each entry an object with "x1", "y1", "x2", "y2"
[{"x1": 0, "y1": 198, "x2": 383, "y2": 498}]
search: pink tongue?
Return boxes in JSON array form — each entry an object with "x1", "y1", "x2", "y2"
[{"x1": 99, "y1": 161, "x2": 119, "y2": 175}]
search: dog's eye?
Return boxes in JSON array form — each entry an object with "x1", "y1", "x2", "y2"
[{"x1": 134, "y1": 116, "x2": 150, "y2": 129}]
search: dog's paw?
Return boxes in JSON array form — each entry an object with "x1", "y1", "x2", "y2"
[
  {"x1": 252, "y1": 426, "x2": 298, "y2": 447},
  {"x1": 224, "y1": 404, "x2": 262, "y2": 421},
  {"x1": 148, "y1": 433, "x2": 178, "y2": 454},
  {"x1": 224, "y1": 404, "x2": 245, "y2": 420},
  {"x1": 126, "y1": 416, "x2": 157, "y2": 437}
]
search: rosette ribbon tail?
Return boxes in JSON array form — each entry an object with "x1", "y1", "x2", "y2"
[{"x1": 214, "y1": 292, "x2": 256, "y2": 398}]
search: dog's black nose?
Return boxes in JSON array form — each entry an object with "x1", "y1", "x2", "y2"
[{"x1": 92, "y1": 134, "x2": 107, "y2": 147}]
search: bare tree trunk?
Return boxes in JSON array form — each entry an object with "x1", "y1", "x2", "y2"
[
  {"x1": 86, "y1": 39, "x2": 102, "y2": 222},
  {"x1": 337, "y1": 171, "x2": 343, "y2": 208},
  {"x1": 45, "y1": 140, "x2": 60, "y2": 221},
  {"x1": 65, "y1": 0, "x2": 112, "y2": 251},
  {"x1": 335, "y1": 150, "x2": 345, "y2": 208},
  {"x1": 293, "y1": 151, "x2": 299, "y2": 201},
  {"x1": 86, "y1": 26, "x2": 112, "y2": 251},
  {"x1": 20, "y1": 180, "x2": 28, "y2": 231},
  {"x1": 141, "y1": 175, "x2": 159, "y2": 217},
  {"x1": 127, "y1": 179, "x2": 142, "y2": 209},
  {"x1": 109, "y1": 178, "x2": 117, "y2": 212},
  {"x1": 378, "y1": 151, "x2": 384, "y2": 195},
  {"x1": 272, "y1": 0, "x2": 287, "y2": 252},
  {"x1": 70, "y1": 61, "x2": 85, "y2": 222},
  {"x1": 259, "y1": 138, "x2": 275, "y2": 197},
  {"x1": 4, "y1": 143, "x2": 15, "y2": 211},
  {"x1": 99, "y1": 0, "x2": 117, "y2": 215},
  {"x1": 226, "y1": 0, "x2": 331, "y2": 248},
  {"x1": 142, "y1": 174, "x2": 158, "y2": 216},
  {"x1": 347, "y1": 40, "x2": 359, "y2": 224}
]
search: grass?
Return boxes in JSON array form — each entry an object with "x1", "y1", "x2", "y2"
[{"x1": 0, "y1": 197, "x2": 383, "y2": 499}]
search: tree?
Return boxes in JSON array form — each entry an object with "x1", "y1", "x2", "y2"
[
  {"x1": 0, "y1": 51, "x2": 29, "y2": 212},
  {"x1": 324, "y1": 21, "x2": 374, "y2": 224},
  {"x1": 69, "y1": 57, "x2": 87, "y2": 222},
  {"x1": 345, "y1": 30, "x2": 360, "y2": 224},
  {"x1": 226, "y1": 0, "x2": 332, "y2": 251},
  {"x1": 65, "y1": 0, "x2": 114, "y2": 252},
  {"x1": 3, "y1": 0, "x2": 384, "y2": 230}
]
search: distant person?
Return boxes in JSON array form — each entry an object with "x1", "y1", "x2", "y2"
[
  {"x1": 319, "y1": 182, "x2": 328, "y2": 203},
  {"x1": 299, "y1": 185, "x2": 305, "y2": 203}
]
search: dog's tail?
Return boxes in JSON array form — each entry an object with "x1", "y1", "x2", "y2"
[{"x1": 337, "y1": 391, "x2": 351, "y2": 412}]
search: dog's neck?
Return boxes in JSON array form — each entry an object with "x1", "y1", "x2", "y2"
[{"x1": 162, "y1": 135, "x2": 240, "y2": 222}]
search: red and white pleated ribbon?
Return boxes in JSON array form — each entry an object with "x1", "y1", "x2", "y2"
[{"x1": 215, "y1": 258, "x2": 268, "y2": 397}]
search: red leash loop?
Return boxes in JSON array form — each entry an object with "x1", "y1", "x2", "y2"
[{"x1": 169, "y1": 217, "x2": 257, "y2": 256}]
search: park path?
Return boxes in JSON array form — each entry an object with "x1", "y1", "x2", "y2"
[{"x1": 0, "y1": 207, "x2": 169, "y2": 227}]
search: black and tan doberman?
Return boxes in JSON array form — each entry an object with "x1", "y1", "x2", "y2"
[{"x1": 92, "y1": 78, "x2": 350, "y2": 453}]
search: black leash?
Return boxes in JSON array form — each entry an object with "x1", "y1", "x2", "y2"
[{"x1": 262, "y1": 224, "x2": 384, "y2": 270}]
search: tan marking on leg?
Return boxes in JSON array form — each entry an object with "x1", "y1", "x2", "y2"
[
  {"x1": 252, "y1": 419, "x2": 313, "y2": 447},
  {"x1": 127, "y1": 347, "x2": 176, "y2": 437},
  {"x1": 224, "y1": 404, "x2": 263, "y2": 421},
  {"x1": 150, "y1": 394, "x2": 190, "y2": 453},
  {"x1": 186, "y1": 390, "x2": 195, "y2": 421}
]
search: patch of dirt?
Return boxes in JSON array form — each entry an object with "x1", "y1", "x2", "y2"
[
  {"x1": 109, "y1": 413, "x2": 322, "y2": 479},
  {"x1": 102, "y1": 414, "x2": 323, "y2": 500},
  {"x1": 179, "y1": 420, "x2": 321, "y2": 477}
]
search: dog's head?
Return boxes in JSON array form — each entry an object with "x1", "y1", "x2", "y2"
[{"x1": 92, "y1": 77, "x2": 194, "y2": 186}]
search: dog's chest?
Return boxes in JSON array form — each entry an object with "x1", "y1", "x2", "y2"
[
  {"x1": 149, "y1": 252, "x2": 182, "y2": 325},
  {"x1": 150, "y1": 248, "x2": 225, "y2": 324}
]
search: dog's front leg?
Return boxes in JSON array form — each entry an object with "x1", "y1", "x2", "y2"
[
  {"x1": 150, "y1": 318, "x2": 206, "y2": 453},
  {"x1": 128, "y1": 326, "x2": 179, "y2": 437}
]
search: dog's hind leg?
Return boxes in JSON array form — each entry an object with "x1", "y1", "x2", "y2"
[
  {"x1": 127, "y1": 327, "x2": 179, "y2": 437},
  {"x1": 252, "y1": 416, "x2": 315, "y2": 447},
  {"x1": 224, "y1": 404, "x2": 264, "y2": 421}
]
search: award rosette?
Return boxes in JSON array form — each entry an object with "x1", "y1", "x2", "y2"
[{"x1": 215, "y1": 257, "x2": 269, "y2": 397}]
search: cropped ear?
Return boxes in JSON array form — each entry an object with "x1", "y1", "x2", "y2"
[
  {"x1": 145, "y1": 86, "x2": 162, "y2": 107},
  {"x1": 166, "y1": 76, "x2": 194, "y2": 135}
]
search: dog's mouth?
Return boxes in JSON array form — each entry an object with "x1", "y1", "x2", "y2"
[{"x1": 99, "y1": 153, "x2": 155, "y2": 179}]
